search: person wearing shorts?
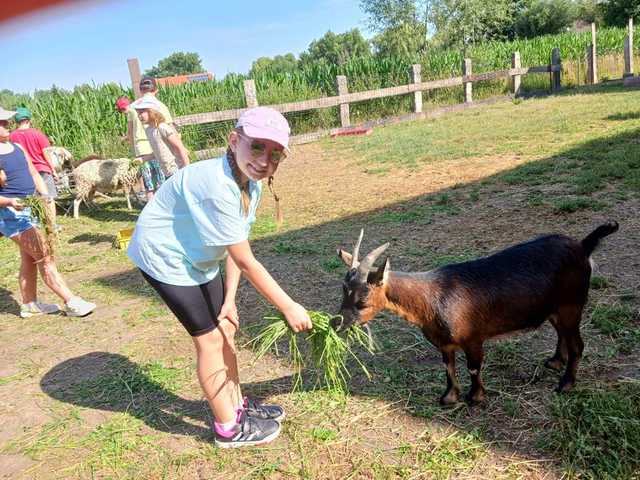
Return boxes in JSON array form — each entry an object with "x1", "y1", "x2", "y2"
[
  {"x1": 0, "y1": 106, "x2": 96, "y2": 318},
  {"x1": 127, "y1": 107, "x2": 312, "y2": 448},
  {"x1": 9, "y1": 107, "x2": 58, "y2": 227}
]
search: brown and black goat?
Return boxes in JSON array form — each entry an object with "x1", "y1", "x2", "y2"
[{"x1": 336, "y1": 222, "x2": 619, "y2": 405}]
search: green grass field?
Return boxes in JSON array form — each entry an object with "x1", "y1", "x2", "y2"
[{"x1": 1, "y1": 83, "x2": 639, "y2": 479}]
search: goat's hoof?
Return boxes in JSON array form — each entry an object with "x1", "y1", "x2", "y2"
[
  {"x1": 555, "y1": 380, "x2": 575, "y2": 393},
  {"x1": 465, "y1": 390, "x2": 486, "y2": 405},
  {"x1": 439, "y1": 390, "x2": 460, "y2": 406},
  {"x1": 545, "y1": 358, "x2": 565, "y2": 371}
]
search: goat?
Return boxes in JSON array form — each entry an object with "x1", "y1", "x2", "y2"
[
  {"x1": 336, "y1": 222, "x2": 619, "y2": 405},
  {"x1": 72, "y1": 157, "x2": 141, "y2": 219}
]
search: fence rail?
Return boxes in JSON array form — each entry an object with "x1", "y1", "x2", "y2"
[{"x1": 174, "y1": 59, "x2": 562, "y2": 129}]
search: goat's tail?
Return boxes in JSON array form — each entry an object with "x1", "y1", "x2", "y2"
[{"x1": 581, "y1": 221, "x2": 619, "y2": 256}]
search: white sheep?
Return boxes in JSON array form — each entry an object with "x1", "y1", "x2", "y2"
[
  {"x1": 72, "y1": 157, "x2": 141, "y2": 219},
  {"x1": 43, "y1": 146, "x2": 74, "y2": 173}
]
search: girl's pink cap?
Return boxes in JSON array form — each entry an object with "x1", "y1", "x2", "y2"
[
  {"x1": 115, "y1": 97, "x2": 130, "y2": 111},
  {"x1": 236, "y1": 107, "x2": 291, "y2": 150}
]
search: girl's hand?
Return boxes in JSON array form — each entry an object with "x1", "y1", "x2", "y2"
[
  {"x1": 9, "y1": 198, "x2": 24, "y2": 211},
  {"x1": 283, "y1": 302, "x2": 313, "y2": 333},
  {"x1": 217, "y1": 301, "x2": 239, "y2": 330}
]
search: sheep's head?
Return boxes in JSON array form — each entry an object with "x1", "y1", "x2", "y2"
[{"x1": 335, "y1": 229, "x2": 390, "y2": 331}]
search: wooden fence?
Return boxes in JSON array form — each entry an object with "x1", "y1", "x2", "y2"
[{"x1": 168, "y1": 51, "x2": 561, "y2": 159}]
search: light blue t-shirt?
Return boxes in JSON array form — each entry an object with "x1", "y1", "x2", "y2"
[{"x1": 128, "y1": 155, "x2": 262, "y2": 286}]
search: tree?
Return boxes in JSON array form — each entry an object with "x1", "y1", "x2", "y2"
[
  {"x1": 514, "y1": 0, "x2": 577, "y2": 38},
  {"x1": 428, "y1": 0, "x2": 515, "y2": 52},
  {"x1": 575, "y1": 0, "x2": 603, "y2": 24},
  {"x1": 145, "y1": 52, "x2": 204, "y2": 77},
  {"x1": 601, "y1": 0, "x2": 640, "y2": 27},
  {"x1": 360, "y1": 0, "x2": 429, "y2": 54},
  {"x1": 299, "y1": 29, "x2": 371, "y2": 66},
  {"x1": 250, "y1": 53, "x2": 299, "y2": 76}
]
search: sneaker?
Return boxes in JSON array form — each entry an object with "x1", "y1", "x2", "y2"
[
  {"x1": 243, "y1": 396, "x2": 286, "y2": 422},
  {"x1": 214, "y1": 410, "x2": 281, "y2": 449},
  {"x1": 63, "y1": 297, "x2": 96, "y2": 317},
  {"x1": 20, "y1": 301, "x2": 60, "y2": 318}
]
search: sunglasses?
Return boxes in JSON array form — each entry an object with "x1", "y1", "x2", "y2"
[{"x1": 238, "y1": 133, "x2": 286, "y2": 165}]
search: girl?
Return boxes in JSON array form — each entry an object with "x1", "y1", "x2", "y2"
[
  {"x1": 127, "y1": 106, "x2": 312, "y2": 448},
  {"x1": 133, "y1": 99, "x2": 190, "y2": 178},
  {"x1": 0, "y1": 106, "x2": 95, "y2": 318}
]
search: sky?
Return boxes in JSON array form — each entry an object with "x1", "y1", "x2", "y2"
[{"x1": 1, "y1": 0, "x2": 368, "y2": 94}]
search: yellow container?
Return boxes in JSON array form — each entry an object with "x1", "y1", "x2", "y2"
[{"x1": 114, "y1": 227, "x2": 134, "y2": 250}]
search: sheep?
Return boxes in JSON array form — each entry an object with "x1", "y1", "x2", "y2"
[
  {"x1": 43, "y1": 146, "x2": 74, "y2": 173},
  {"x1": 72, "y1": 157, "x2": 141, "y2": 219},
  {"x1": 336, "y1": 223, "x2": 619, "y2": 405}
]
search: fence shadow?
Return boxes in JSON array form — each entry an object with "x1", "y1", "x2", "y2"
[{"x1": 67, "y1": 232, "x2": 115, "y2": 245}]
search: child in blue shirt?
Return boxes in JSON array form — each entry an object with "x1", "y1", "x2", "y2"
[{"x1": 128, "y1": 107, "x2": 312, "y2": 448}]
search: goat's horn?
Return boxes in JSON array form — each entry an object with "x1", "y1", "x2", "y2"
[
  {"x1": 358, "y1": 242, "x2": 390, "y2": 274},
  {"x1": 351, "y1": 228, "x2": 364, "y2": 268}
]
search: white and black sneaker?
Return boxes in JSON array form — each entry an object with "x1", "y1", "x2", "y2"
[
  {"x1": 243, "y1": 396, "x2": 286, "y2": 422},
  {"x1": 214, "y1": 410, "x2": 281, "y2": 449}
]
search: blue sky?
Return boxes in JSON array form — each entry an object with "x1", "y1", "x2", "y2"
[{"x1": 2, "y1": 0, "x2": 368, "y2": 94}]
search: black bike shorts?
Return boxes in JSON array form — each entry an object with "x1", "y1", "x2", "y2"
[{"x1": 140, "y1": 269, "x2": 224, "y2": 337}]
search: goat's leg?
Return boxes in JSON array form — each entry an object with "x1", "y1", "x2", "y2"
[
  {"x1": 73, "y1": 198, "x2": 81, "y2": 219},
  {"x1": 546, "y1": 314, "x2": 569, "y2": 371},
  {"x1": 440, "y1": 348, "x2": 461, "y2": 405},
  {"x1": 556, "y1": 306, "x2": 584, "y2": 392},
  {"x1": 464, "y1": 343, "x2": 486, "y2": 404}
]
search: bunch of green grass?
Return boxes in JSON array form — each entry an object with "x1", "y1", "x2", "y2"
[
  {"x1": 22, "y1": 195, "x2": 57, "y2": 255},
  {"x1": 249, "y1": 311, "x2": 374, "y2": 393}
]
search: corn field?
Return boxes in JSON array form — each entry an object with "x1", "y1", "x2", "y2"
[{"x1": 1, "y1": 25, "x2": 637, "y2": 159}]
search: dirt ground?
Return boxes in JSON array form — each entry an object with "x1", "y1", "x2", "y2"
[{"x1": 1, "y1": 130, "x2": 638, "y2": 479}]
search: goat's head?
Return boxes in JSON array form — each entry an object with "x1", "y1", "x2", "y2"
[{"x1": 335, "y1": 229, "x2": 390, "y2": 331}]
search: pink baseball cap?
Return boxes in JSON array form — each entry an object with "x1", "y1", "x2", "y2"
[
  {"x1": 115, "y1": 97, "x2": 130, "y2": 112},
  {"x1": 236, "y1": 107, "x2": 291, "y2": 150}
]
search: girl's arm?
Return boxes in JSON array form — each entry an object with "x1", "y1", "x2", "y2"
[
  {"x1": 217, "y1": 254, "x2": 242, "y2": 328},
  {"x1": 226, "y1": 240, "x2": 312, "y2": 333},
  {"x1": 0, "y1": 195, "x2": 24, "y2": 209},
  {"x1": 164, "y1": 127, "x2": 190, "y2": 168},
  {"x1": 17, "y1": 145, "x2": 48, "y2": 196}
]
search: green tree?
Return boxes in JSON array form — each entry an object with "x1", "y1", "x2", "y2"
[
  {"x1": 145, "y1": 52, "x2": 204, "y2": 77},
  {"x1": 428, "y1": 0, "x2": 515, "y2": 52},
  {"x1": 299, "y1": 29, "x2": 371, "y2": 66},
  {"x1": 601, "y1": 0, "x2": 640, "y2": 27},
  {"x1": 360, "y1": 0, "x2": 429, "y2": 54},
  {"x1": 514, "y1": 0, "x2": 577, "y2": 38},
  {"x1": 250, "y1": 53, "x2": 299, "y2": 76},
  {"x1": 575, "y1": 0, "x2": 603, "y2": 24}
]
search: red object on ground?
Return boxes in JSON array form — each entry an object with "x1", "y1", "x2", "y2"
[{"x1": 330, "y1": 127, "x2": 373, "y2": 138}]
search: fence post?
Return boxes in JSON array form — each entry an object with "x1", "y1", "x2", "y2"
[
  {"x1": 243, "y1": 79, "x2": 259, "y2": 108},
  {"x1": 463, "y1": 58, "x2": 472, "y2": 103},
  {"x1": 127, "y1": 58, "x2": 142, "y2": 99},
  {"x1": 551, "y1": 48, "x2": 561, "y2": 91},
  {"x1": 411, "y1": 64, "x2": 423, "y2": 113},
  {"x1": 336, "y1": 75, "x2": 350, "y2": 127},
  {"x1": 587, "y1": 23, "x2": 598, "y2": 84},
  {"x1": 624, "y1": 18, "x2": 634, "y2": 77},
  {"x1": 511, "y1": 52, "x2": 521, "y2": 96}
]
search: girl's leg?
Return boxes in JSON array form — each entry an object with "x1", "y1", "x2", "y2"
[
  {"x1": 192, "y1": 319, "x2": 240, "y2": 423},
  {"x1": 16, "y1": 228, "x2": 73, "y2": 303},
  {"x1": 10, "y1": 237, "x2": 37, "y2": 304}
]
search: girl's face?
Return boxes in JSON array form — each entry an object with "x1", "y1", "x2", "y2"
[
  {"x1": 0, "y1": 120, "x2": 10, "y2": 141},
  {"x1": 137, "y1": 109, "x2": 150, "y2": 123},
  {"x1": 229, "y1": 131, "x2": 286, "y2": 181}
]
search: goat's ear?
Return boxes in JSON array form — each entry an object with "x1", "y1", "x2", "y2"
[
  {"x1": 337, "y1": 249, "x2": 353, "y2": 267},
  {"x1": 369, "y1": 257, "x2": 390, "y2": 286}
]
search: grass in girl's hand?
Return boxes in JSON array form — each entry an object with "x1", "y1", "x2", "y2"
[
  {"x1": 22, "y1": 195, "x2": 57, "y2": 255},
  {"x1": 248, "y1": 311, "x2": 374, "y2": 393}
]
